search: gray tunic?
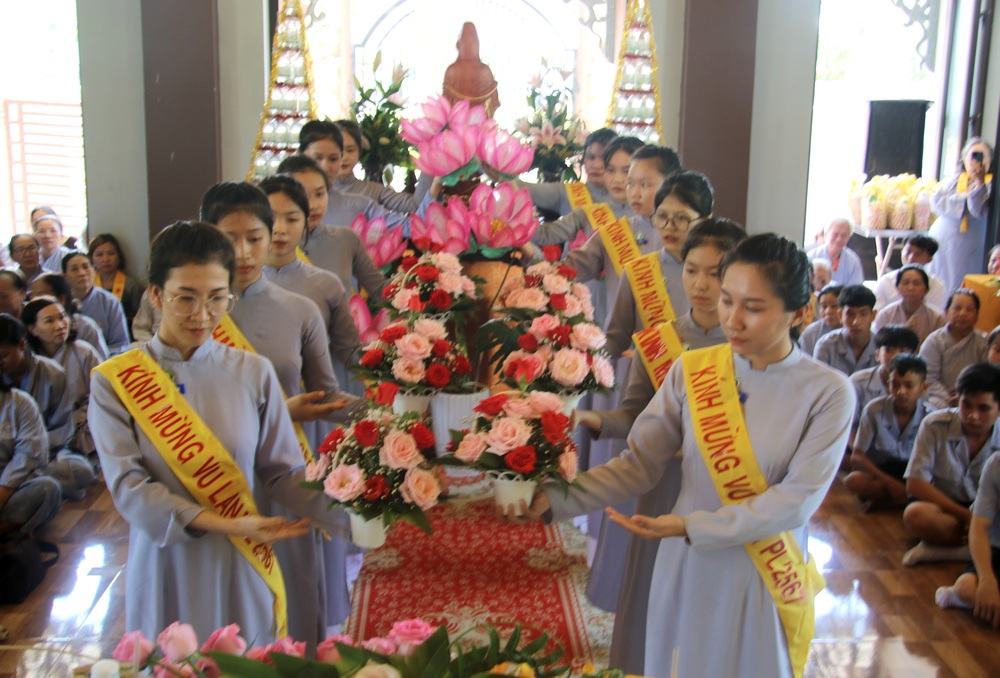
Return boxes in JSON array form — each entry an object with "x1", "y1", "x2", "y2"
[
  {"x1": 928, "y1": 173, "x2": 992, "y2": 292},
  {"x1": 905, "y1": 409, "x2": 1000, "y2": 504},
  {"x1": 0, "y1": 389, "x2": 48, "y2": 488},
  {"x1": 809, "y1": 244, "x2": 864, "y2": 285},
  {"x1": 522, "y1": 180, "x2": 611, "y2": 218},
  {"x1": 872, "y1": 300, "x2": 945, "y2": 346},
  {"x1": 919, "y1": 326, "x2": 988, "y2": 409},
  {"x1": 41, "y1": 245, "x2": 73, "y2": 274},
  {"x1": 849, "y1": 366, "x2": 887, "y2": 429},
  {"x1": 813, "y1": 328, "x2": 878, "y2": 376},
  {"x1": 797, "y1": 319, "x2": 835, "y2": 357},
  {"x1": 74, "y1": 313, "x2": 109, "y2": 360},
  {"x1": 545, "y1": 347, "x2": 853, "y2": 678},
  {"x1": 51, "y1": 340, "x2": 101, "y2": 453},
  {"x1": 322, "y1": 189, "x2": 408, "y2": 230},
  {"x1": 1, "y1": 353, "x2": 70, "y2": 453},
  {"x1": 302, "y1": 225, "x2": 388, "y2": 300},
  {"x1": 971, "y1": 453, "x2": 1000, "y2": 546},
  {"x1": 89, "y1": 336, "x2": 347, "y2": 645},
  {"x1": 78, "y1": 285, "x2": 130, "y2": 355},
  {"x1": 333, "y1": 173, "x2": 431, "y2": 215},
  {"x1": 873, "y1": 268, "x2": 947, "y2": 313},
  {"x1": 855, "y1": 396, "x2": 934, "y2": 467}
]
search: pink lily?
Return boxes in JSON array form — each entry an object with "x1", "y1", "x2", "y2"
[
  {"x1": 350, "y1": 294, "x2": 390, "y2": 345},
  {"x1": 414, "y1": 127, "x2": 480, "y2": 179},
  {"x1": 467, "y1": 182, "x2": 538, "y2": 249},
  {"x1": 479, "y1": 121, "x2": 534, "y2": 178},
  {"x1": 529, "y1": 120, "x2": 567, "y2": 149},
  {"x1": 409, "y1": 201, "x2": 471, "y2": 254}
]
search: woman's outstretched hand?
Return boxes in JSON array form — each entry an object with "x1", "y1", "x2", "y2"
[
  {"x1": 606, "y1": 507, "x2": 687, "y2": 540},
  {"x1": 495, "y1": 490, "x2": 551, "y2": 525}
]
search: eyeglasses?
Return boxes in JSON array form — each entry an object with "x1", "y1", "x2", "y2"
[
  {"x1": 11, "y1": 245, "x2": 38, "y2": 255},
  {"x1": 164, "y1": 293, "x2": 236, "y2": 318},
  {"x1": 651, "y1": 213, "x2": 702, "y2": 232}
]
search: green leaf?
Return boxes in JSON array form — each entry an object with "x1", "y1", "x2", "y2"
[
  {"x1": 207, "y1": 652, "x2": 281, "y2": 677},
  {"x1": 403, "y1": 507, "x2": 434, "y2": 535},
  {"x1": 373, "y1": 50, "x2": 382, "y2": 72},
  {"x1": 269, "y1": 653, "x2": 343, "y2": 677},
  {"x1": 503, "y1": 625, "x2": 522, "y2": 654}
]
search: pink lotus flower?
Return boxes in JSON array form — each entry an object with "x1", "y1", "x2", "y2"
[
  {"x1": 467, "y1": 183, "x2": 538, "y2": 249},
  {"x1": 414, "y1": 128, "x2": 479, "y2": 178},
  {"x1": 529, "y1": 120, "x2": 567, "y2": 149},
  {"x1": 400, "y1": 96, "x2": 452, "y2": 146},
  {"x1": 351, "y1": 294, "x2": 390, "y2": 344},
  {"x1": 479, "y1": 121, "x2": 533, "y2": 178},
  {"x1": 403, "y1": 98, "x2": 488, "y2": 179},
  {"x1": 409, "y1": 202, "x2": 470, "y2": 255},
  {"x1": 351, "y1": 215, "x2": 406, "y2": 269}
]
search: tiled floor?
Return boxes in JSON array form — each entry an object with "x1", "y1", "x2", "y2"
[{"x1": 0, "y1": 475, "x2": 997, "y2": 677}]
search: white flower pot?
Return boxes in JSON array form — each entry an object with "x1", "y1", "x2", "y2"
[
  {"x1": 347, "y1": 510, "x2": 387, "y2": 549},
  {"x1": 392, "y1": 391, "x2": 433, "y2": 416},
  {"x1": 429, "y1": 387, "x2": 490, "y2": 456},
  {"x1": 492, "y1": 477, "x2": 538, "y2": 516},
  {"x1": 558, "y1": 391, "x2": 584, "y2": 416}
]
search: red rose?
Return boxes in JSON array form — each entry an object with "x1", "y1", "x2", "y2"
[
  {"x1": 557, "y1": 265, "x2": 577, "y2": 280},
  {"x1": 363, "y1": 474, "x2": 389, "y2": 501},
  {"x1": 408, "y1": 295, "x2": 428, "y2": 312},
  {"x1": 432, "y1": 340, "x2": 451, "y2": 358},
  {"x1": 373, "y1": 382, "x2": 400, "y2": 407},
  {"x1": 430, "y1": 289, "x2": 452, "y2": 310},
  {"x1": 382, "y1": 283, "x2": 398, "y2": 299},
  {"x1": 550, "y1": 324, "x2": 571, "y2": 347},
  {"x1": 360, "y1": 347, "x2": 384, "y2": 369},
  {"x1": 400, "y1": 255, "x2": 418, "y2": 271},
  {"x1": 426, "y1": 363, "x2": 452, "y2": 388},
  {"x1": 453, "y1": 355, "x2": 472, "y2": 375},
  {"x1": 353, "y1": 420, "x2": 380, "y2": 447},
  {"x1": 410, "y1": 422, "x2": 435, "y2": 450},
  {"x1": 541, "y1": 245, "x2": 563, "y2": 262},
  {"x1": 414, "y1": 265, "x2": 440, "y2": 283},
  {"x1": 549, "y1": 293, "x2": 567, "y2": 311},
  {"x1": 380, "y1": 324, "x2": 407, "y2": 343},
  {"x1": 413, "y1": 236, "x2": 432, "y2": 252},
  {"x1": 319, "y1": 428, "x2": 346, "y2": 454},
  {"x1": 517, "y1": 334, "x2": 539, "y2": 351},
  {"x1": 540, "y1": 410, "x2": 570, "y2": 444},
  {"x1": 524, "y1": 275, "x2": 542, "y2": 288},
  {"x1": 475, "y1": 393, "x2": 509, "y2": 416},
  {"x1": 505, "y1": 445, "x2": 537, "y2": 474}
]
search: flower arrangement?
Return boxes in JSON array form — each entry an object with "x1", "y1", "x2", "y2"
[
  {"x1": 351, "y1": 214, "x2": 407, "y2": 274},
  {"x1": 513, "y1": 67, "x2": 588, "y2": 182},
  {"x1": 355, "y1": 315, "x2": 475, "y2": 395},
  {"x1": 449, "y1": 390, "x2": 578, "y2": 490},
  {"x1": 380, "y1": 251, "x2": 481, "y2": 321},
  {"x1": 401, "y1": 96, "x2": 534, "y2": 185},
  {"x1": 353, "y1": 52, "x2": 414, "y2": 185},
  {"x1": 305, "y1": 407, "x2": 442, "y2": 534},
  {"x1": 481, "y1": 262, "x2": 613, "y2": 395},
  {"x1": 112, "y1": 619, "x2": 629, "y2": 677}
]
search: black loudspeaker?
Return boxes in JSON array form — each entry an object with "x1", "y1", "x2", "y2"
[{"x1": 864, "y1": 100, "x2": 932, "y2": 178}]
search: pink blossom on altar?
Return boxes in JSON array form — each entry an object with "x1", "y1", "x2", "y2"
[
  {"x1": 400, "y1": 95, "x2": 452, "y2": 146},
  {"x1": 387, "y1": 618, "x2": 437, "y2": 656},
  {"x1": 414, "y1": 128, "x2": 480, "y2": 181},
  {"x1": 400, "y1": 467, "x2": 441, "y2": 509},
  {"x1": 466, "y1": 182, "x2": 538, "y2": 249},
  {"x1": 200, "y1": 624, "x2": 247, "y2": 656},
  {"x1": 156, "y1": 622, "x2": 198, "y2": 663},
  {"x1": 479, "y1": 120, "x2": 534, "y2": 178},
  {"x1": 380, "y1": 430, "x2": 423, "y2": 469},
  {"x1": 486, "y1": 417, "x2": 532, "y2": 454},
  {"x1": 351, "y1": 214, "x2": 406, "y2": 269},
  {"x1": 351, "y1": 294, "x2": 391, "y2": 345},
  {"x1": 113, "y1": 630, "x2": 155, "y2": 666},
  {"x1": 409, "y1": 202, "x2": 470, "y2": 255},
  {"x1": 549, "y1": 348, "x2": 589, "y2": 387},
  {"x1": 529, "y1": 120, "x2": 567, "y2": 149}
]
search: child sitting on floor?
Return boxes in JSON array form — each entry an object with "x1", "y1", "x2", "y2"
[
  {"x1": 814, "y1": 284, "x2": 878, "y2": 376},
  {"x1": 846, "y1": 354, "x2": 933, "y2": 510},
  {"x1": 849, "y1": 324, "x2": 920, "y2": 431},
  {"x1": 799, "y1": 283, "x2": 842, "y2": 356}
]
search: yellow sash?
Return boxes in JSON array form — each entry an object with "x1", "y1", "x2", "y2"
[
  {"x1": 625, "y1": 252, "x2": 677, "y2": 329},
  {"x1": 95, "y1": 349, "x2": 288, "y2": 637},
  {"x1": 598, "y1": 216, "x2": 642, "y2": 276},
  {"x1": 212, "y1": 315, "x2": 316, "y2": 463},
  {"x1": 581, "y1": 203, "x2": 617, "y2": 235},
  {"x1": 566, "y1": 183, "x2": 594, "y2": 210},
  {"x1": 682, "y1": 345, "x2": 824, "y2": 678},
  {"x1": 110, "y1": 270, "x2": 126, "y2": 300},
  {"x1": 957, "y1": 172, "x2": 993, "y2": 233},
  {"x1": 295, "y1": 246, "x2": 313, "y2": 265},
  {"x1": 632, "y1": 321, "x2": 685, "y2": 388}
]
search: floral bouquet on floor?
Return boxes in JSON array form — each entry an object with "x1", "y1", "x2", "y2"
[
  {"x1": 479, "y1": 261, "x2": 614, "y2": 401},
  {"x1": 381, "y1": 251, "x2": 481, "y2": 321},
  {"x1": 448, "y1": 390, "x2": 579, "y2": 513},
  {"x1": 304, "y1": 407, "x2": 442, "y2": 546}
]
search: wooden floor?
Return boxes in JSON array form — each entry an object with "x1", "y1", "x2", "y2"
[{"x1": 0, "y1": 475, "x2": 997, "y2": 677}]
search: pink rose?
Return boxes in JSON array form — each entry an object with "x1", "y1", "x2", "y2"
[
  {"x1": 437, "y1": 272, "x2": 464, "y2": 295},
  {"x1": 395, "y1": 333, "x2": 432, "y2": 360},
  {"x1": 268, "y1": 636, "x2": 306, "y2": 658},
  {"x1": 505, "y1": 287, "x2": 548, "y2": 311},
  {"x1": 154, "y1": 663, "x2": 194, "y2": 678},
  {"x1": 558, "y1": 450, "x2": 578, "y2": 482},
  {"x1": 525, "y1": 262, "x2": 551, "y2": 277},
  {"x1": 592, "y1": 354, "x2": 615, "y2": 388},
  {"x1": 502, "y1": 396, "x2": 536, "y2": 418},
  {"x1": 413, "y1": 318, "x2": 448, "y2": 341},
  {"x1": 528, "y1": 314, "x2": 560, "y2": 340},
  {"x1": 387, "y1": 619, "x2": 436, "y2": 656},
  {"x1": 431, "y1": 251, "x2": 462, "y2": 273},
  {"x1": 571, "y1": 282, "x2": 591, "y2": 301},
  {"x1": 323, "y1": 463, "x2": 365, "y2": 502},
  {"x1": 528, "y1": 391, "x2": 564, "y2": 414},
  {"x1": 455, "y1": 432, "x2": 488, "y2": 462},
  {"x1": 485, "y1": 417, "x2": 532, "y2": 454},
  {"x1": 362, "y1": 636, "x2": 398, "y2": 655},
  {"x1": 400, "y1": 467, "x2": 441, "y2": 509},
  {"x1": 113, "y1": 630, "x2": 154, "y2": 666},
  {"x1": 304, "y1": 454, "x2": 331, "y2": 482},
  {"x1": 581, "y1": 298, "x2": 595, "y2": 320},
  {"x1": 156, "y1": 621, "x2": 199, "y2": 663},
  {"x1": 561, "y1": 294, "x2": 583, "y2": 318},
  {"x1": 317, "y1": 634, "x2": 354, "y2": 662},
  {"x1": 460, "y1": 276, "x2": 477, "y2": 297},
  {"x1": 200, "y1": 624, "x2": 247, "y2": 655},
  {"x1": 549, "y1": 348, "x2": 589, "y2": 387},
  {"x1": 570, "y1": 323, "x2": 606, "y2": 351},
  {"x1": 380, "y1": 430, "x2": 422, "y2": 469},
  {"x1": 392, "y1": 356, "x2": 426, "y2": 383},
  {"x1": 542, "y1": 273, "x2": 570, "y2": 294},
  {"x1": 391, "y1": 288, "x2": 419, "y2": 312}
]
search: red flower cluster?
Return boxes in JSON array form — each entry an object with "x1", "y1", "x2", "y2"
[
  {"x1": 354, "y1": 420, "x2": 380, "y2": 447},
  {"x1": 474, "y1": 393, "x2": 509, "y2": 417},
  {"x1": 505, "y1": 445, "x2": 537, "y2": 474},
  {"x1": 540, "y1": 411, "x2": 570, "y2": 445}
]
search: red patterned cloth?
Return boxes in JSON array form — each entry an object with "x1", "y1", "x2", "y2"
[{"x1": 345, "y1": 489, "x2": 611, "y2": 670}]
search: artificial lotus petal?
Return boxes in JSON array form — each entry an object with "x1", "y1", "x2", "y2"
[
  {"x1": 414, "y1": 127, "x2": 480, "y2": 178},
  {"x1": 372, "y1": 228, "x2": 407, "y2": 268},
  {"x1": 447, "y1": 99, "x2": 488, "y2": 130},
  {"x1": 351, "y1": 214, "x2": 388, "y2": 247},
  {"x1": 350, "y1": 294, "x2": 391, "y2": 344},
  {"x1": 467, "y1": 182, "x2": 539, "y2": 249},
  {"x1": 409, "y1": 202, "x2": 470, "y2": 254},
  {"x1": 479, "y1": 121, "x2": 534, "y2": 177},
  {"x1": 400, "y1": 96, "x2": 452, "y2": 145}
]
